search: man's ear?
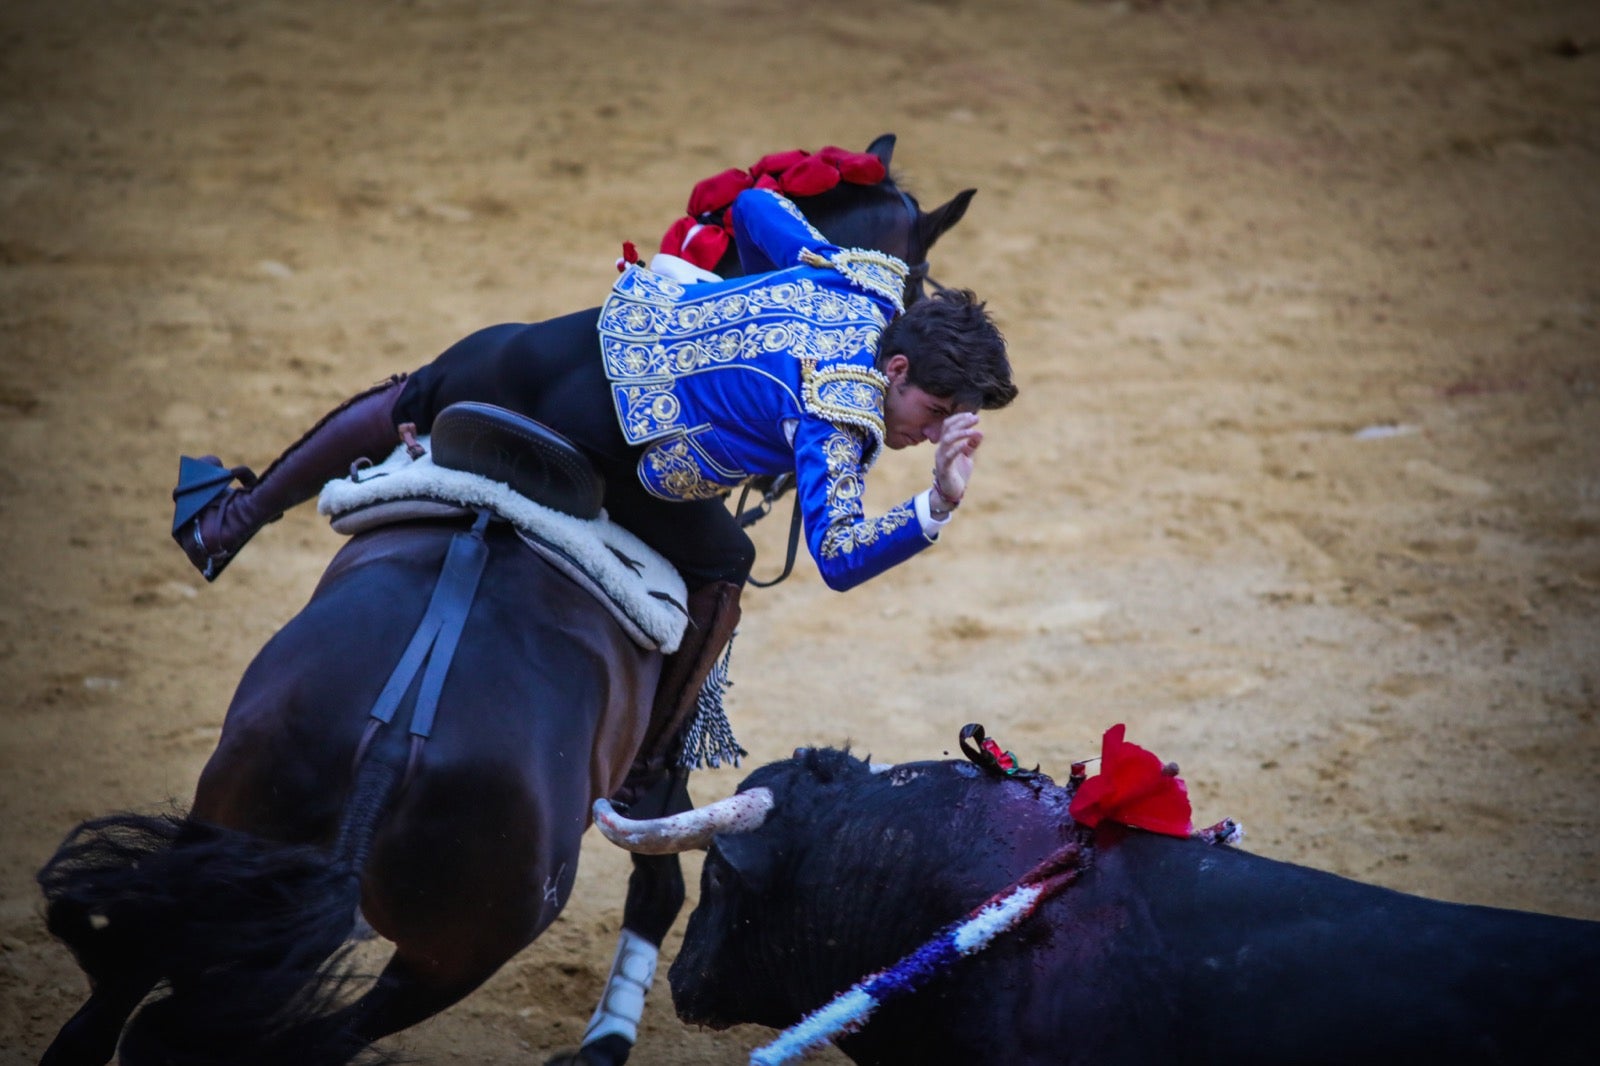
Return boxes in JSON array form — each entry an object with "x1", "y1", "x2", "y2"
[{"x1": 882, "y1": 352, "x2": 910, "y2": 382}]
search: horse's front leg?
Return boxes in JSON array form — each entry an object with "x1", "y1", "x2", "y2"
[{"x1": 550, "y1": 768, "x2": 692, "y2": 1066}]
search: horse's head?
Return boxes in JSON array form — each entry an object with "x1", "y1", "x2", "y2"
[
  {"x1": 692, "y1": 134, "x2": 975, "y2": 306},
  {"x1": 784, "y1": 134, "x2": 975, "y2": 306}
]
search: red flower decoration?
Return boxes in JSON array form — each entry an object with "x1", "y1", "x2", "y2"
[
  {"x1": 616, "y1": 240, "x2": 641, "y2": 272},
  {"x1": 778, "y1": 155, "x2": 842, "y2": 198},
  {"x1": 980, "y1": 738, "x2": 1017, "y2": 773},
  {"x1": 657, "y1": 216, "x2": 731, "y2": 271},
  {"x1": 687, "y1": 167, "x2": 754, "y2": 217},
  {"x1": 750, "y1": 149, "x2": 811, "y2": 178},
  {"x1": 817, "y1": 145, "x2": 887, "y2": 185},
  {"x1": 1068, "y1": 725, "x2": 1193, "y2": 837}
]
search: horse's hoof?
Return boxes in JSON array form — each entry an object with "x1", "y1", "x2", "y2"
[{"x1": 543, "y1": 1034, "x2": 632, "y2": 1066}]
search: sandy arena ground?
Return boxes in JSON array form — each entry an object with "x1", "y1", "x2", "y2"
[{"x1": 2, "y1": 1, "x2": 1597, "y2": 1061}]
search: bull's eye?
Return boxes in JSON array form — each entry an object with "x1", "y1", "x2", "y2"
[{"x1": 706, "y1": 861, "x2": 729, "y2": 894}]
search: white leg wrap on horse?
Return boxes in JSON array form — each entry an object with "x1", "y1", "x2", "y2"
[{"x1": 581, "y1": 928, "x2": 659, "y2": 1045}]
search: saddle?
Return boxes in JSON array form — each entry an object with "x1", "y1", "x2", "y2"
[{"x1": 316, "y1": 403, "x2": 689, "y2": 654}]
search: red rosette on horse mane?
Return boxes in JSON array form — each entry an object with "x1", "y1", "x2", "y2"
[
  {"x1": 687, "y1": 167, "x2": 755, "y2": 218},
  {"x1": 750, "y1": 149, "x2": 810, "y2": 178},
  {"x1": 816, "y1": 145, "x2": 887, "y2": 185},
  {"x1": 1068, "y1": 724, "x2": 1193, "y2": 837},
  {"x1": 658, "y1": 215, "x2": 732, "y2": 272},
  {"x1": 657, "y1": 145, "x2": 892, "y2": 273},
  {"x1": 778, "y1": 155, "x2": 842, "y2": 198},
  {"x1": 751, "y1": 146, "x2": 886, "y2": 192}
]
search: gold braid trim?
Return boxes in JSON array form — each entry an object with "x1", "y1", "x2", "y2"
[
  {"x1": 800, "y1": 360, "x2": 888, "y2": 473},
  {"x1": 798, "y1": 248, "x2": 909, "y2": 311}
]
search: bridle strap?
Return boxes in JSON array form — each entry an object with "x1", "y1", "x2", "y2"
[{"x1": 896, "y1": 188, "x2": 945, "y2": 302}]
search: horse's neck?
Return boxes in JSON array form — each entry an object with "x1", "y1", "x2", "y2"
[{"x1": 716, "y1": 186, "x2": 913, "y2": 279}]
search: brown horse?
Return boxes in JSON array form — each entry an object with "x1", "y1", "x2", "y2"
[{"x1": 36, "y1": 134, "x2": 977, "y2": 1066}]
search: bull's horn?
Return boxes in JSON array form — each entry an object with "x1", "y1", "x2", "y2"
[{"x1": 591, "y1": 787, "x2": 775, "y2": 854}]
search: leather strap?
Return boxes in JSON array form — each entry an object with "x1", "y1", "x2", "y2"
[{"x1": 362, "y1": 511, "x2": 492, "y2": 778}]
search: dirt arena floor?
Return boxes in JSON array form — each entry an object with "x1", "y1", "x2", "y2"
[{"x1": 3, "y1": 0, "x2": 1598, "y2": 1061}]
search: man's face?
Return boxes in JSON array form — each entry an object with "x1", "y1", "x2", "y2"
[{"x1": 880, "y1": 353, "x2": 969, "y2": 450}]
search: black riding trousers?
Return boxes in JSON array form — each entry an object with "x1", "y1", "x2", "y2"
[{"x1": 392, "y1": 308, "x2": 756, "y2": 590}]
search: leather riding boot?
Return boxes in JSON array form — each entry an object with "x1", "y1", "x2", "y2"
[
  {"x1": 622, "y1": 581, "x2": 743, "y2": 799},
  {"x1": 171, "y1": 376, "x2": 409, "y2": 581}
]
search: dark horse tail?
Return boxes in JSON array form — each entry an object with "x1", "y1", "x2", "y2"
[{"x1": 37, "y1": 756, "x2": 402, "y2": 1066}]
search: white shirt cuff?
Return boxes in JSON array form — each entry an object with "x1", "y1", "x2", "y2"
[{"x1": 915, "y1": 488, "x2": 952, "y2": 541}]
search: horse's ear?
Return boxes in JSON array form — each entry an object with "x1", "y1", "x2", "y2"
[
  {"x1": 919, "y1": 188, "x2": 976, "y2": 251},
  {"x1": 865, "y1": 133, "x2": 896, "y2": 169}
]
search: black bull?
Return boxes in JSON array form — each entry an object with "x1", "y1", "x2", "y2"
[
  {"x1": 35, "y1": 134, "x2": 976, "y2": 1066},
  {"x1": 602, "y1": 747, "x2": 1599, "y2": 1066}
]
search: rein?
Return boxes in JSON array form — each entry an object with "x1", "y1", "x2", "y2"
[
  {"x1": 734, "y1": 474, "x2": 803, "y2": 588},
  {"x1": 896, "y1": 187, "x2": 943, "y2": 304}
]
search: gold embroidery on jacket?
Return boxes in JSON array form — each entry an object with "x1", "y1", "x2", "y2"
[
  {"x1": 601, "y1": 266, "x2": 889, "y2": 447},
  {"x1": 640, "y1": 438, "x2": 727, "y2": 502},
  {"x1": 798, "y1": 248, "x2": 908, "y2": 311},
  {"x1": 815, "y1": 426, "x2": 914, "y2": 558},
  {"x1": 598, "y1": 247, "x2": 897, "y2": 502},
  {"x1": 801, "y1": 361, "x2": 888, "y2": 470}
]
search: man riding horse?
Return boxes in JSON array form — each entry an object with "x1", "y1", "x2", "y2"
[
  {"x1": 173, "y1": 178, "x2": 1016, "y2": 725},
  {"x1": 37, "y1": 143, "x2": 1015, "y2": 1066}
]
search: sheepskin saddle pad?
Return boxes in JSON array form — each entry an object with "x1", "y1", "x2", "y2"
[{"x1": 317, "y1": 437, "x2": 688, "y2": 654}]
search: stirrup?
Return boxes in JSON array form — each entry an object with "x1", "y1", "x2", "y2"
[{"x1": 171, "y1": 455, "x2": 258, "y2": 582}]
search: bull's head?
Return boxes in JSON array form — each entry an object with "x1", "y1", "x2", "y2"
[
  {"x1": 594, "y1": 748, "x2": 998, "y2": 1034},
  {"x1": 594, "y1": 778, "x2": 800, "y2": 1029}
]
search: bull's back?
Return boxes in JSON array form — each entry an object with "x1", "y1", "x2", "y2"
[{"x1": 1089, "y1": 832, "x2": 1599, "y2": 1063}]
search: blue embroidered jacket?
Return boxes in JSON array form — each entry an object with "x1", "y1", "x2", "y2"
[{"x1": 598, "y1": 187, "x2": 938, "y2": 591}]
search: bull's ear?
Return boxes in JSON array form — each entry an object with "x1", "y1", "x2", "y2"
[{"x1": 711, "y1": 833, "x2": 776, "y2": 894}]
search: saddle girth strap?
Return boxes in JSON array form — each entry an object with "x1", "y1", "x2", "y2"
[{"x1": 354, "y1": 510, "x2": 493, "y2": 782}]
